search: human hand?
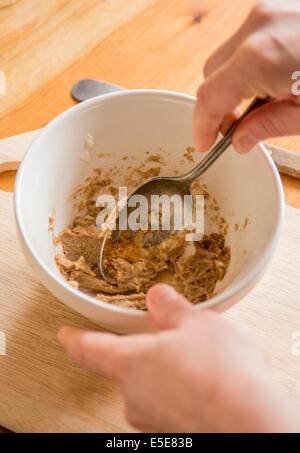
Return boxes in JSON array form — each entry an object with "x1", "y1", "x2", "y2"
[
  {"x1": 194, "y1": 0, "x2": 300, "y2": 154},
  {"x1": 58, "y1": 284, "x2": 299, "y2": 433}
]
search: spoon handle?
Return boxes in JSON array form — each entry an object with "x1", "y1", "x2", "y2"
[{"x1": 181, "y1": 96, "x2": 271, "y2": 186}]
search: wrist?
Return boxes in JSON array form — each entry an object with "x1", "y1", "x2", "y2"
[{"x1": 238, "y1": 375, "x2": 300, "y2": 433}]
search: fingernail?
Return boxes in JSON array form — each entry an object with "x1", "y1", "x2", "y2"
[
  {"x1": 156, "y1": 284, "x2": 177, "y2": 303},
  {"x1": 235, "y1": 135, "x2": 258, "y2": 154},
  {"x1": 151, "y1": 284, "x2": 177, "y2": 303},
  {"x1": 195, "y1": 141, "x2": 208, "y2": 153}
]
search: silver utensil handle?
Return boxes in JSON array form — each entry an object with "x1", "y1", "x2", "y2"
[
  {"x1": 265, "y1": 143, "x2": 300, "y2": 180},
  {"x1": 71, "y1": 79, "x2": 125, "y2": 102}
]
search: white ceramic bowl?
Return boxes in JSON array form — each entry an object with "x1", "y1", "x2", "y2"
[{"x1": 14, "y1": 90, "x2": 284, "y2": 333}]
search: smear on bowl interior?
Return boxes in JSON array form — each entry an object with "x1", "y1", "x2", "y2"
[{"x1": 54, "y1": 147, "x2": 231, "y2": 310}]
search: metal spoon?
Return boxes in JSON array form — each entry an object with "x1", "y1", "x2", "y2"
[
  {"x1": 99, "y1": 96, "x2": 269, "y2": 284},
  {"x1": 71, "y1": 79, "x2": 124, "y2": 102}
]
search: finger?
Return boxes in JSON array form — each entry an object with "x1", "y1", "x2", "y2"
[
  {"x1": 194, "y1": 58, "x2": 252, "y2": 152},
  {"x1": 204, "y1": 26, "x2": 250, "y2": 78},
  {"x1": 220, "y1": 107, "x2": 242, "y2": 135},
  {"x1": 146, "y1": 284, "x2": 194, "y2": 330},
  {"x1": 232, "y1": 99, "x2": 300, "y2": 153},
  {"x1": 58, "y1": 326, "x2": 144, "y2": 378}
]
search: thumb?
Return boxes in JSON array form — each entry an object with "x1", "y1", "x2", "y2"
[
  {"x1": 233, "y1": 99, "x2": 300, "y2": 153},
  {"x1": 146, "y1": 284, "x2": 194, "y2": 330}
]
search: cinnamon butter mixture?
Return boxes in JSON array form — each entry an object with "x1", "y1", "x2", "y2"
[{"x1": 55, "y1": 150, "x2": 231, "y2": 310}]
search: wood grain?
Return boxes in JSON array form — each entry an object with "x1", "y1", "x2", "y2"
[
  {"x1": 0, "y1": 0, "x2": 156, "y2": 126},
  {"x1": 0, "y1": 0, "x2": 299, "y2": 208},
  {"x1": 0, "y1": 170, "x2": 16, "y2": 192},
  {"x1": 0, "y1": 0, "x2": 257, "y2": 138}
]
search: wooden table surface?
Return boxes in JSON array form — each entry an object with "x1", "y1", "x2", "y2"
[
  {"x1": 0, "y1": 0, "x2": 299, "y2": 433},
  {"x1": 0, "y1": 0, "x2": 299, "y2": 206}
]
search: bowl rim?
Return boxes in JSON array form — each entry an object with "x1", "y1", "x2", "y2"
[{"x1": 14, "y1": 88, "x2": 285, "y2": 318}]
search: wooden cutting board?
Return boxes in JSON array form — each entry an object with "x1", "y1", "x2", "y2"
[{"x1": 0, "y1": 130, "x2": 300, "y2": 433}]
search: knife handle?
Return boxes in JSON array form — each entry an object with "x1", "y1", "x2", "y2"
[{"x1": 264, "y1": 143, "x2": 300, "y2": 180}]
